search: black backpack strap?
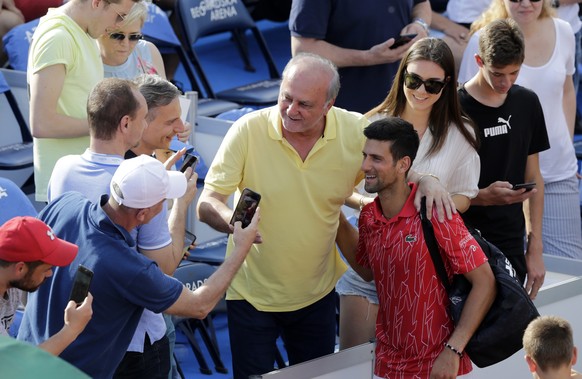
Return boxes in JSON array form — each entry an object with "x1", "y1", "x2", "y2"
[{"x1": 420, "y1": 197, "x2": 451, "y2": 292}]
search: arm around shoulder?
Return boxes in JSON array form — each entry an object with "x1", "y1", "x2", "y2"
[{"x1": 336, "y1": 211, "x2": 373, "y2": 281}]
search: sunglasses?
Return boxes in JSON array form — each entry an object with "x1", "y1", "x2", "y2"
[
  {"x1": 109, "y1": 33, "x2": 143, "y2": 42},
  {"x1": 507, "y1": 0, "x2": 542, "y2": 2},
  {"x1": 104, "y1": 0, "x2": 127, "y2": 22},
  {"x1": 403, "y1": 72, "x2": 448, "y2": 95}
]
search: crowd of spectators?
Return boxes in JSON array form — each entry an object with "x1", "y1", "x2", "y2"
[{"x1": 0, "y1": 0, "x2": 581, "y2": 378}]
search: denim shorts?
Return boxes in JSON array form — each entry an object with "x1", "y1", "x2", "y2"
[{"x1": 336, "y1": 266, "x2": 379, "y2": 304}]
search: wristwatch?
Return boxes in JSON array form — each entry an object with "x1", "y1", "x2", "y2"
[{"x1": 413, "y1": 18, "x2": 429, "y2": 33}]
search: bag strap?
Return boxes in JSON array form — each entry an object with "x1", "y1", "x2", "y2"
[{"x1": 420, "y1": 197, "x2": 451, "y2": 292}]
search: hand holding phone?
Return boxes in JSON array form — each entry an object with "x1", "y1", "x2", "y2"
[
  {"x1": 179, "y1": 153, "x2": 198, "y2": 173},
  {"x1": 183, "y1": 230, "x2": 197, "y2": 255},
  {"x1": 512, "y1": 182, "x2": 536, "y2": 191},
  {"x1": 390, "y1": 34, "x2": 417, "y2": 50},
  {"x1": 69, "y1": 265, "x2": 93, "y2": 305},
  {"x1": 230, "y1": 188, "x2": 261, "y2": 228}
]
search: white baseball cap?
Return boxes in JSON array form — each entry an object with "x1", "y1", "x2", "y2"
[{"x1": 110, "y1": 155, "x2": 187, "y2": 208}]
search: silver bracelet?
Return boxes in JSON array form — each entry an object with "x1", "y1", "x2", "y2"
[
  {"x1": 417, "y1": 173, "x2": 439, "y2": 184},
  {"x1": 413, "y1": 18, "x2": 429, "y2": 33}
]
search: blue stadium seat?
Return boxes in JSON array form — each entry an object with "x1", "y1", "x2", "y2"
[
  {"x1": 175, "y1": 0, "x2": 281, "y2": 105},
  {"x1": 142, "y1": 3, "x2": 240, "y2": 116}
]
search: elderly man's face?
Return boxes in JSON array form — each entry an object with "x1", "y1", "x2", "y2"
[{"x1": 278, "y1": 64, "x2": 333, "y2": 137}]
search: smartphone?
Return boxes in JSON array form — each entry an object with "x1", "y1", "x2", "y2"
[
  {"x1": 512, "y1": 182, "x2": 536, "y2": 191},
  {"x1": 69, "y1": 265, "x2": 93, "y2": 305},
  {"x1": 390, "y1": 33, "x2": 417, "y2": 49},
  {"x1": 184, "y1": 229, "x2": 197, "y2": 254},
  {"x1": 229, "y1": 188, "x2": 261, "y2": 228},
  {"x1": 179, "y1": 153, "x2": 198, "y2": 173}
]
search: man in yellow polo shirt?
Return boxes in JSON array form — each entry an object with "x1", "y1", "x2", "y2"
[
  {"x1": 198, "y1": 53, "x2": 364, "y2": 379},
  {"x1": 197, "y1": 53, "x2": 453, "y2": 379}
]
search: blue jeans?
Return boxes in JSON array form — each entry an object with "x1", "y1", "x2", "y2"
[
  {"x1": 113, "y1": 335, "x2": 170, "y2": 379},
  {"x1": 227, "y1": 290, "x2": 337, "y2": 379}
]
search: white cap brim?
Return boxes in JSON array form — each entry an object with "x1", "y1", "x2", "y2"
[{"x1": 166, "y1": 171, "x2": 187, "y2": 200}]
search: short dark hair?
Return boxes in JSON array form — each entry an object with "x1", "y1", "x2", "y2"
[
  {"x1": 0, "y1": 258, "x2": 44, "y2": 269},
  {"x1": 364, "y1": 117, "x2": 420, "y2": 165},
  {"x1": 479, "y1": 19, "x2": 525, "y2": 67},
  {"x1": 87, "y1": 78, "x2": 141, "y2": 141}
]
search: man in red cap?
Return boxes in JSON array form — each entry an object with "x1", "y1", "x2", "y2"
[{"x1": 0, "y1": 216, "x2": 93, "y2": 355}]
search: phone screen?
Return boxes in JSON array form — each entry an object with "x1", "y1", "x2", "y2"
[
  {"x1": 179, "y1": 153, "x2": 198, "y2": 173},
  {"x1": 229, "y1": 188, "x2": 261, "y2": 228},
  {"x1": 69, "y1": 265, "x2": 93, "y2": 305}
]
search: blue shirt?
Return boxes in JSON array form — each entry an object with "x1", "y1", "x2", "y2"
[{"x1": 17, "y1": 193, "x2": 183, "y2": 378}]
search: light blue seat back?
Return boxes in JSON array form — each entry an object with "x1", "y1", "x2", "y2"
[
  {"x1": 2, "y1": 18, "x2": 39, "y2": 71},
  {"x1": 0, "y1": 177, "x2": 37, "y2": 225}
]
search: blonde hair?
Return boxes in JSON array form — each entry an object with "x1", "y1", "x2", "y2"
[
  {"x1": 470, "y1": 0, "x2": 555, "y2": 35},
  {"x1": 118, "y1": 1, "x2": 149, "y2": 29}
]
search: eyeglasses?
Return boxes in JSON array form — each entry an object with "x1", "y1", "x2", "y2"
[
  {"x1": 109, "y1": 32, "x2": 143, "y2": 42},
  {"x1": 104, "y1": 0, "x2": 127, "y2": 22},
  {"x1": 507, "y1": 0, "x2": 542, "y2": 3},
  {"x1": 403, "y1": 71, "x2": 448, "y2": 95}
]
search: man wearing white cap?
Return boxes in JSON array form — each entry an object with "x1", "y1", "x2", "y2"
[
  {"x1": 49, "y1": 77, "x2": 198, "y2": 378},
  {"x1": 0, "y1": 216, "x2": 93, "y2": 355},
  {"x1": 18, "y1": 155, "x2": 260, "y2": 378},
  {"x1": 48, "y1": 77, "x2": 198, "y2": 378}
]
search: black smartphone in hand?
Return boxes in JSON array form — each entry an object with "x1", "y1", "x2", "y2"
[
  {"x1": 512, "y1": 182, "x2": 536, "y2": 191},
  {"x1": 390, "y1": 33, "x2": 417, "y2": 49},
  {"x1": 229, "y1": 188, "x2": 261, "y2": 228},
  {"x1": 179, "y1": 153, "x2": 198, "y2": 173},
  {"x1": 69, "y1": 265, "x2": 93, "y2": 305},
  {"x1": 184, "y1": 230, "x2": 197, "y2": 254}
]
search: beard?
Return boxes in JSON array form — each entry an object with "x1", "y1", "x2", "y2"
[{"x1": 9, "y1": 274, "x2": 44, "y2": 293}]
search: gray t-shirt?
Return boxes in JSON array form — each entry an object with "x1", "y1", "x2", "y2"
[{"x1": 0, "y1": 288, "x2": 24, "y2": 336}]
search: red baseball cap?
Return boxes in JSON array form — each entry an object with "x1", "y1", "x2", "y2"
[{"x1": 0, "y1": 217, "x2": 78, "y2": 266}]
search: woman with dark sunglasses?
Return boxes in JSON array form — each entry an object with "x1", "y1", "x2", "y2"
[
  {"x1": 336, "y1": 37, "x2": 481, "y2": 352},
  {"x1": 98, "y1": 1, "x2": 165, "y2": 79},
  {"x1": 97, "y1": 2, "x2": 191, "y2": 146},
  {"x1": 459, "y1": 0, "x2": 582, "y2": 260}
]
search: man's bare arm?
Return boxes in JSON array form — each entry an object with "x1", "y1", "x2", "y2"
[
  {"x1": 291, "y1": 35, "x2": 411, "y2": 68},
  {"x1": 196, "y1": 188, "x2": 236, "y2": 234},
  {"x1": 335, "y1": 212, "x2": 373, "y2": 281},
  {"x1": 141, "y1": 166, "x2": 198, "y2": 275},
  {"x1": 29, "y1": 65, "x2": 89, "y2": 138},
  {"x1": 165, "y1": 212, "x2": 260, "y2": 318},
  {"x1": 523, "y1": 153, "x2": 545, "y2": 299},
  {"x1": 430, "y1": 263, "x2": 495, "y2": 378},
  {"x1": 38, "y1": 294, "x2": 93, "y2": 356}
]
